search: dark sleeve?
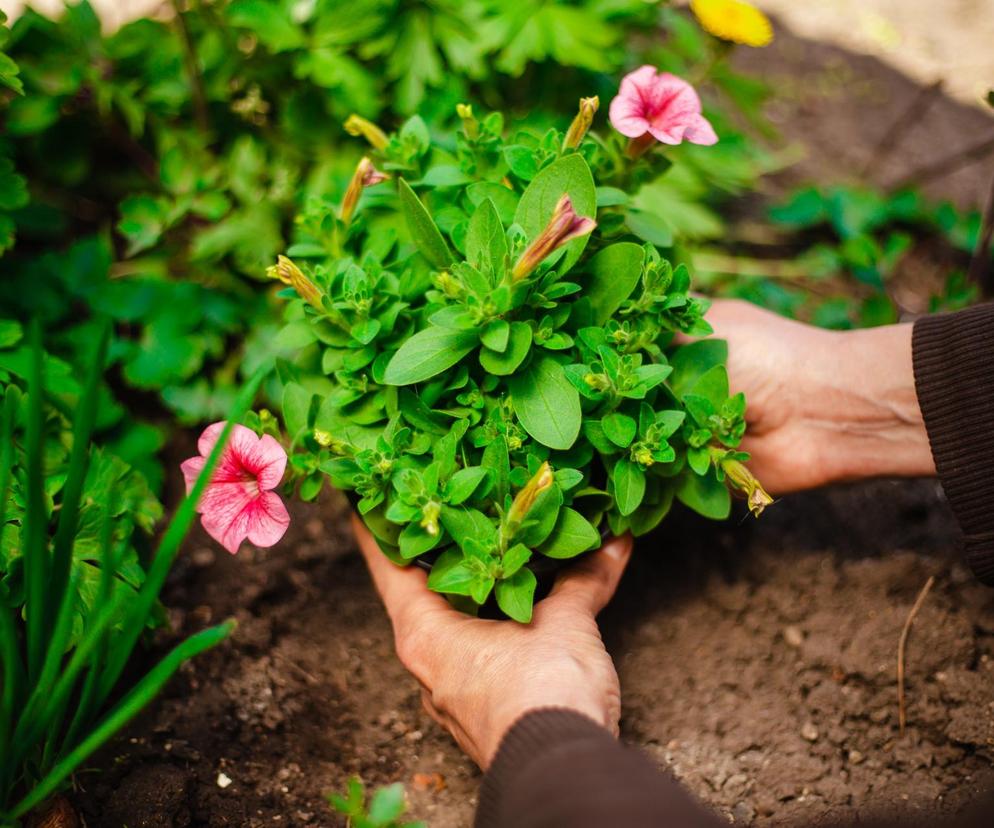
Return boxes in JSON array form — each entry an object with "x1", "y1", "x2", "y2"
[
  {"x1": 474, "y1": 709, "x2": 724, "y2": 828},
  {"x1": 912, "y1": 303, "x2": 994, "y2": 585}
]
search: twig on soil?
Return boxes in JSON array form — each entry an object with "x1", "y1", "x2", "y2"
[
  {"x1": 966, "y1": 171, "x2": 994, "y2": 298},
  {"x1": 861, "y1": 80, "x2": 944, "y2": 179},
  {"x1": 897, "y1": 575, "x2": 935, "y2": 736},
  {"x1": 890, "y1": 134, "x2": 994, "y2": 191}
]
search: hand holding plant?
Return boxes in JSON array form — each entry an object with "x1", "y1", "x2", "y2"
[{"x1": 354, "y1": 515, "x2": 632, "y2": 768}]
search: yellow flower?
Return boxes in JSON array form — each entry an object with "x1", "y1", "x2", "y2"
[{"x1": 690, "y1": 0, "x2": 773, "y2": 47}]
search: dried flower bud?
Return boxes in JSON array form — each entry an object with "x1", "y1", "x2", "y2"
[
  {"x1": 266, "y1": 255, "x2": 323, "y2": 310},
  {"x1": 340, "y1": 157, "x2": 389, "y2": 226},
  {"x1": 511, "y1": 194, "x2": 596, "y2": 282},
  {"x1": 344, "y1": 114, "x2": 389, "y2": 150},
  {"x1": 721, "y1": 457, "x2": 773, "y2": 517},
  {"x1": 507, "y1": 461, "x2": 554, "y2": 526},
  {"x1": 563, "y1": 96, "x2": 599, "y2": 150}
]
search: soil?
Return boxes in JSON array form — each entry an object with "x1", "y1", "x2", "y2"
[{"x1": 72, "y1": 15, "x2": 994, "y2": 828}]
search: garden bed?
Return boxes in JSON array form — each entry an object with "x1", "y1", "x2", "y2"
[{"x1": 72, "y1": 20, "x2": 994, "y2": 828}]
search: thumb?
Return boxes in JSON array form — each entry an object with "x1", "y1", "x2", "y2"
[{"x1": 544, "y1": 533, "x2": 633, "y2": 616}]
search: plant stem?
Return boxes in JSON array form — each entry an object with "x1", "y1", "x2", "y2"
[
  {"x1": 890, "y1": 133, "x2": 994, "y2": 191},
  {"x1": 172, "y1": 0, "x2": 210, "y2": 134}
]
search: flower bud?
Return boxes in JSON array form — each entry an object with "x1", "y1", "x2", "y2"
[
  {"x1": 511, "y1": 194, "x2": 596, "y2": 282},
  {"x1": 313, "y1": 429, "x2": 334, "y2": 447},
  {"x1": 340, "y1": 157, "x2": 389, "y2": 226},
  {"x1": 344, "y1": 114, "x2": 389, "y2": 150},
  {"x1": 721, "y1": 457, "x2": 773, "y2": 517},
  {"x1": 632, "y1": 444, "x2": 655, "y2": 467},
  {"x1": 563, "y1": 96, "x2": 599, "y2": 150},
  {"x1": 267, "y1": 255, "x2": 323, "y2": 310},
  {"x1": 456, "y1": 103, "x2": 478, "y2": 139},
  {"x1": 421, "y1": 500, "x2": 441, "y2": 537},
  {"x1": 507, "y1": 461, "x2": 554, "y2": 526}
]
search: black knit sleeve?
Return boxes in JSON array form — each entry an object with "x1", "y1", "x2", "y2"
[{"x1": 913, "y1": 303, "x2": 994, "y2": 585}]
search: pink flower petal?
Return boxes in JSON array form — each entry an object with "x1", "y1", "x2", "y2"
[
  {"x1": 180, "y1": 456, "x2": 206, "y2": 495},
  {"x1": 609, "y1": 65, "x2": 718, "y2": 148},
  {"x1": 245, "y1": 491, "x2": 291, "y2": 549},
  {"x1": 196, "y1": 421, "x2": 228, "y2": 457},
  {"x1": 682, "y1": 114, "x2": 719, "y2": 146}
]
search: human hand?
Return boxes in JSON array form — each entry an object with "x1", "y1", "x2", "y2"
[
  {"x1": 702, "y1": 299, "x2": 935, "y2": 493},
  {"x1": 353, "y1": 514, "x2": 632, "y2": 768}
]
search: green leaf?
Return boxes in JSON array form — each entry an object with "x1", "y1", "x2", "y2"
[
  {"x1": 444, "y1": 467, "x2": 488, "y2": 505},
  {"x1": 496, "y1": 568, "x2": 537, "y2": 623},
  {"x1": 601, "y1": 413, "x2": 637, "y2": 448},
  {"x1": 508, "y1": 357, "x2": 581, "y2": 450},
  {"x1": 398, "y1": 522, "x2": 442, "y2": 559},
  {"x1": 227, "y1": 0, "x2": 305, "y2": 52},
  {"x1": 369, "y1": 783, "x2": 406, "y2": 824},
  {"x1": 625, "y1": 209, "x2": 674, "y2": 247},
  {"x1": 515, "y1": 154, "x2": 596, "y2": 274},
  {"x1": 398, "y1": 178, "x2": 452, "y2": 269},
  {"x1": 426, "y1": 548, "x2": 476, "y2": 595},
  {"x1": 117, "y1": 195, "x2": 168, "y2": 257},
  {"x1": 613, "y1": 458, "x2": 645, "y2": 516},
  {"x1": 629, "y1": 484, "x2": 675, "y2": 536},
  {"x1": 503, "y1": 146, "x2": 539, "y2": 181},
  {"x1": 515, "y1": 485, "x2": 563, "y2": 547},
  {"x1": 668, "y1": 340, "x2": 728, "y2": 398},
  {"x1": 384, "y1": 327, "x2": 477, "y2": 385},
  {"x1": 0, "y1": 319, "x2": 23, "y2": 349},
  {"x1": 676, "y1": 469, "x2": 731, "y2": 519},
  {"x1": 540, "y1": 508, "x2": 600, "y2": 559},
  {"x1": 481, "y1": 319, "x2": 510, "y2": 352},
  {"x1": 479, "y1": 321, "x2": 531, "y2": 375},
  {"x1": 584, "y1": 243, "x2": 644, "y2": 325},
  {"x1": 689, "y1": 365, "x2": 729, "y2": 407},
  {"x1": 440, "y1": 506, "x2": 497, "y2": 550},
  {"x1": 465, "y1": 198, "x2": 507, "y2": 274},
  {"x1": 282, "y1": 382, "x2": 313, "y2": 436},
  {"x1": 501, "y1": 543, "x2": 531, "y2": 577}
]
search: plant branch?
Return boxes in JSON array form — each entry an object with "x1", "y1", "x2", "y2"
[
  {"x1": 890, "y1": 134, "x2": 994, "y2": 191},
  {"x1": 172, "y1": 0, "x2": 210, "y2": 134},
  {"x1": 861, "y1": 80, "x2": 943, "y2": 179}
]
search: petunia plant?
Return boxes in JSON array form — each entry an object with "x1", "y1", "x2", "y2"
[{"x1": 267, "y1": 69, "x2": 769, "y2": 622}]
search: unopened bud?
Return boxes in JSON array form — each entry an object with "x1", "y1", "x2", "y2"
[
  {"x1": 341, "y1": 157, "x2": 389, "y2": 226},
  {"x1": 721, "y1": 457, "x2": 773, "y2": 517},
  {"x1": 313, "y1": 429, "x2": 334, "y2": 447},
  {"x1": 267, "y1": 255, "x2": 323, "y2": 310},
  {"x1": 421, "y1": 500, "x2": 441, "y2": 536},
  {"x1": 456, "y1": 103, "x2": 478, "y2": 139},
  {"x1": 507, "y1": 461, "x2": 554, "y2": 526},
  {"x1": 344, "y1": 114, "x2": 388, "y2": 150},
  {"x1": 563, "y1": 96, "x2": 599, "y2": 150},
  {"x1": 512, "y1": 194, "x2": 596, "y2": 282},
  {"x1": 632, "y1": 444, "x2": 654, "y2": 467}
]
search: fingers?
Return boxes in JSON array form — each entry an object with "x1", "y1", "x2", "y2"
[
  {"x1": 545, "y1": 533, "x2": 633, "y2": 616},
  {"x1": 351, "y1": 514, "x2": 452, "y2": 622}
]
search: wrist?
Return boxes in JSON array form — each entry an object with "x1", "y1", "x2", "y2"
[{"x1": 802, "y1": 323, "x2": 935, "y2": 484}]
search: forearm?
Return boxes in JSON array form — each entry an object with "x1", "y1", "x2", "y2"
[
  {"x1": 476, "y1": 709, "x2": 723, "y2": 828},
  {"x1": 805, "y1": 323, "x2": 935, "y2": 484}
]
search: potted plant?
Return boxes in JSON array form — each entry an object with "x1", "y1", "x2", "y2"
[{"x1": 267, "y1": 68, "x2": 770, "y2": 622}]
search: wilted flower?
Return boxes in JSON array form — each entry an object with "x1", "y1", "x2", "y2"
[
  {"x1": 511, "y1": 194, "x2": 596, "y2": 282},
  {"x1": 267, "y1": 255, "x2": 323, "y2": 310},
  {"x1": 721, "y1": 457, "x2": 773, "y2": 517},
  {"x1": 609, "y1": 66, "x2": 717, "y2": 156},
  {"x1": 506, "y1": 462, "x2": 555, "y2": 526},
  {"x1": 344, "y1": 114, "x2": 389, "y2": 150},
  {"x1": 690, "y1": 0, "x2": 773, "y2": 48},
  {"x1": 563, "y1": 96, "x2": 599, "y2": 150},
  {"x1": 340, "y1": 156, "x2": 389, "y2": 226},
  {"x1": 181, "y1": 422, "x2": 290, "y2": 555}
]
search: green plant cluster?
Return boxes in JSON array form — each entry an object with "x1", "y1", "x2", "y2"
[
  {"x1": 273, "y1": 104, "x2": 767, "y2": 621},
  {"x1": 0, "y1": 323, "x2": 264, "y2": 825},
  {"x1": 330, "y1": 777, "x2": 425, "y2": 828}
]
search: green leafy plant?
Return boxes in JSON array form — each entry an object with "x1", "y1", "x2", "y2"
[
  {"x1": 272, "y1": 95, "x2": 769, "y2": 623},
  {"x1": 0, "y1": 322, "x2": 265, "y2": 825},
  {"x1": 330, "y1": 777, "x2": 425, "y2": 828}
]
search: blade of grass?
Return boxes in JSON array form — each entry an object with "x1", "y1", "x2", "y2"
[
  {"x1": 48, "y1": 321, "x2": 109, "y2": 648},
  {"x1": 24, "y1": 320, "x2": 49, "y2": 681},
  {"x1": 7, "y1": 621, "x2": 234, "y2": 821},
  {"x1": 94, "y1": 367, "x2": 267, "y2": 704},
  {"x1": 0, "y1": 388, "x2": 20, "y2": 802}
]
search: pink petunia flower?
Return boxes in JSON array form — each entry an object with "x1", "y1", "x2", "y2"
[
  {"x1": 181, "y1": 422, "x2": 290, "y2": 555},
  {"x1": 608, "y1": 66, "x2": 718, "y2": 149}
]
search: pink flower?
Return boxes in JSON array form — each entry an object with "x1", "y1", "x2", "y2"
[
  {"x1": 511, "y1": 194, "x2": 596, "y2": 281},
  {"x1": 608, "y1": 66, "x2": 718, "y2": 147},
  {"x1": 181, "y1": 422, "x2": 290, "y2": 555}
]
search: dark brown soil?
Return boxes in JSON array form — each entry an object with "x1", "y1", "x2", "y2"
[{"x1": 73, "y1": 18, "x2": 994, "y2": 828}]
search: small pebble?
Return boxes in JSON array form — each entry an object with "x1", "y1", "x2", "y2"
[
  {"x1": 801, "y1": 721, "x2": 819, "y2": 742},
  {"x1": 848, "y1": 750, "x2": 865, "y2": 765},
  {"x1": 217, "y1": 772, "x2": 233, "y2": 789},
  {"x1": 783, "y1": 626, "x2": 804, "y2": 648}
]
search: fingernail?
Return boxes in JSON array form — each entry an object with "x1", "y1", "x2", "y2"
[{"x1": 603, "y1": 538, "x2": 630, "y2": 561}]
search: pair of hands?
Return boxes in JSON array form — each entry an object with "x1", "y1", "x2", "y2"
[{"x1": 358, "y1": 300, "x2": 936, "y2": 768}]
